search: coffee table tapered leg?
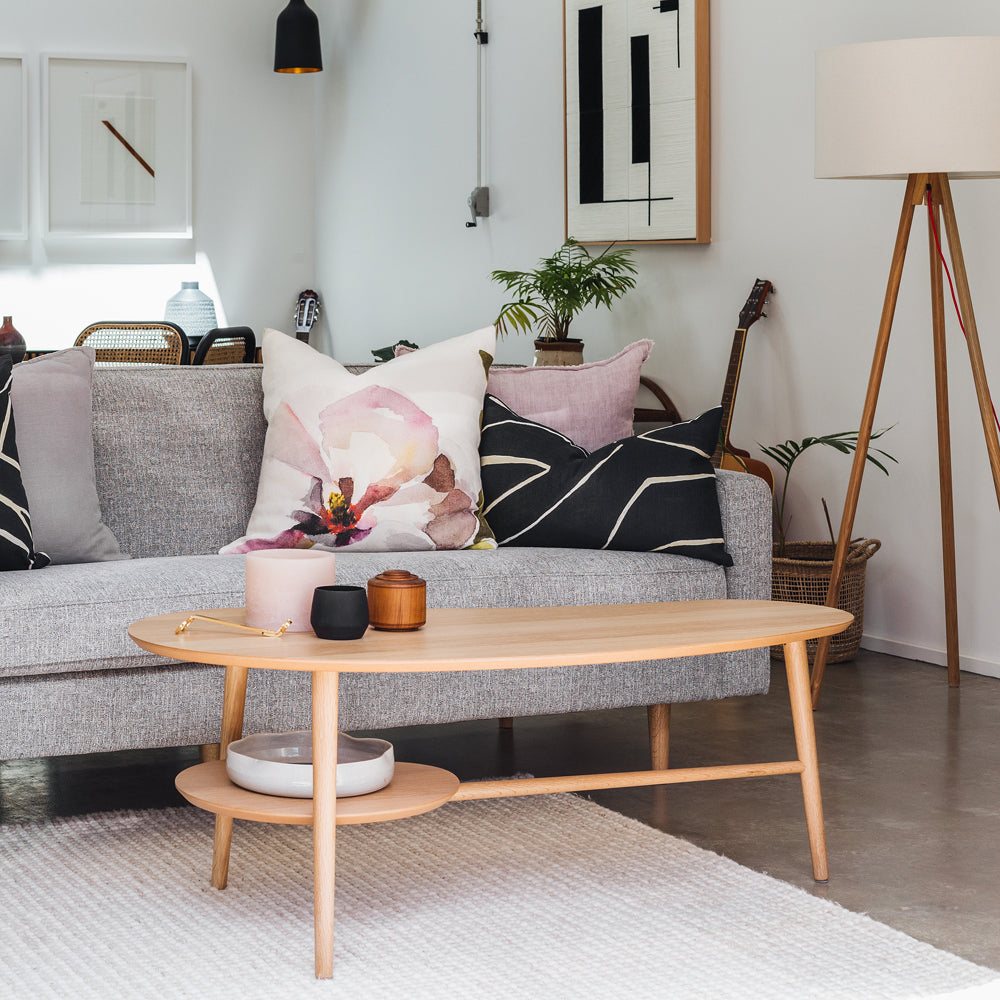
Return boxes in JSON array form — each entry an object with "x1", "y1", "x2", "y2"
[
  {"x1": 784, "y1": 640, "x2": 829, "y2": 882},
  {"x1": 211, "y1": 664, "x2": 249, "y2": 889},
  {"x1": 211, "y1": 816, "x2": 234, "y2": 889},
  {"x1": 312, "y1": 670, "x2": 340, "y2": 979}
]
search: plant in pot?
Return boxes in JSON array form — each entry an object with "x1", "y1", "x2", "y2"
[
  {"x1": 759, "y1": 427, "x2": 896, "y2": 663},
  {"x1": 490, "y1": 238, "x2": 638, "y2": 366}
]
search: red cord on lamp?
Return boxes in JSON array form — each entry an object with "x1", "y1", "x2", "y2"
[{"x1": 925, "y1": 188, "x2": 1000, "y2": 435}]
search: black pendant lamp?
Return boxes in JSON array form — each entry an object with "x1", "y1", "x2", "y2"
[{"x1": 274, "y1": 0, "x2": 323, "y2": 74}]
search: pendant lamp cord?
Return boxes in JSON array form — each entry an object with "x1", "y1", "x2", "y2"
[
  {"x1": 475, "y1": 0, "x2": 487, "y2": 190},
  {"x1": 925, "y1": 187, "x2": 1000, "y2": 435}
]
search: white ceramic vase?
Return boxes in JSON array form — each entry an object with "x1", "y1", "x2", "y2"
[{"x1": 164, "y1": 281, "x2": 217, "y2": 342}]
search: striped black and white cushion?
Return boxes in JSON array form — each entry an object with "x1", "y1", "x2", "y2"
[
  {"x1": 479, "y1": 394, "x2": 732, "y2": 566},
  {"x1": 0, "y1": 356, "x2": 49, "y2": 571}
]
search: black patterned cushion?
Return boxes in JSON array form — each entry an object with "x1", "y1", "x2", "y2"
[
  {"x1": 479, "y1": 394, "x2": 732, "y2": 566},
  {"x1": 0, "y1": 356, "x2": 49, "y2": 571}
]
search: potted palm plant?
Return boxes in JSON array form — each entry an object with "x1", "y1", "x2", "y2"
[
  {"x1": 490, "y1": 238, "x2": 638, "y2": 365},
  {"x1": 759, "y1": 427, "x2": 896, "y2": 663}
]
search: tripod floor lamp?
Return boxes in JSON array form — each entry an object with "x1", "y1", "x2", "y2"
[{"x1": 811, "y1": 36, "x2": 1000, "y2": 708}]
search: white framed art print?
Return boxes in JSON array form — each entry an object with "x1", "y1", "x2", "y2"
[
  {"x1": 44, "y1": 56, "x2": 191, "y2": 237},
  {"x1": 0, "y1": 56, "x2": 28, "y2": 239}
]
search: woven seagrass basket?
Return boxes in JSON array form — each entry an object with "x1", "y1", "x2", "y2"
[{"x1": 770, "y1": 539, "x2": 881, "y2": 662}]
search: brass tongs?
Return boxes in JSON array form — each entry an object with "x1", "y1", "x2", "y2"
[{"x1": 175, "y1": 614, "x2": 292, "y2": 637}]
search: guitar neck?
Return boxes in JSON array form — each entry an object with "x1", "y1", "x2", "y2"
[{"x1": 712, "y1": 327, "x2": 748, "y2": 464}]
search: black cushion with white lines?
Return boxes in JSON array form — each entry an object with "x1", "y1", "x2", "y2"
[
  {"x1": 479, "y1": 394, "x2": 732, "y2": 566},
  {"x1": 0, "y1": 355, "x2": 49, "y2": 571}
]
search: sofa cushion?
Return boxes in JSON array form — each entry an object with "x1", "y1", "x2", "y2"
[
  {"x1": 0, "y1": 355, "x2": 49, "y2": 570},
  {"x1": 479, "y1": 395, "x2": 733, "y2": 566},
  {"x1": 223, "y1": 327, "x2": 496, "y2": 554},
  {"x1": 392, "y1": 340, "x2": 652, "y2": 452},
  {"x1": 92, "y1": 366, "x2": 267, "y2": 559},
  {"x1": 12, "y1": 347, "x2": 126, "y2": 564},
  {"x1": 0, "y1": 547, "x2": 726, "y2": 679},
  {"x1": 486, "y1": 340, "x2": 652, "y2": 451}
]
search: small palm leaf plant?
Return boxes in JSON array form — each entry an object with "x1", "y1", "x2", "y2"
[
  {"x1": 760, "y1": 427, "x2": 897, "y2": 556},
  {"x1": 490, "y1": 238, "x2": 638, "y2": 342}
]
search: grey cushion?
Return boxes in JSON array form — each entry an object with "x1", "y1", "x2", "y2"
[
  {"x1": 92, "y1": 365, "x2": 266, "y2": 558},
  {"x1": 12, "y1": 348, "x2": 125, "y2": 564}
]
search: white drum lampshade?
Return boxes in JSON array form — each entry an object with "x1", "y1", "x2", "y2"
[{"x1": 815, "y1": 37, "x2": 1000, "y2": 180}]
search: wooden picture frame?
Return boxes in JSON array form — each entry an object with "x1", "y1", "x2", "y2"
[
  {"x1": 0, "y1": 56, "x2": 28, "y2": 239},
  {"x1": 43, "y1": 56, "x2": 192, "y2": 238},
  {"x1": 564, "y1": 0, "x2": 710, "y2": 245}
]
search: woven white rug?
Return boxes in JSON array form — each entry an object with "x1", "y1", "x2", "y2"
[{"x1": 1, "y1": 795, "x2": 997, "y2": 1000}]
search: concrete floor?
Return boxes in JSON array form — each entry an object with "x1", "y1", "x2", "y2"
[{"x1": 1, "y1": 649, "x2": 997, "y2": 971}]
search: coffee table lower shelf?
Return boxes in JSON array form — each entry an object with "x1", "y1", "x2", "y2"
[{"x1": 176, "y1": 760, "x2": 460, "y2": 825}]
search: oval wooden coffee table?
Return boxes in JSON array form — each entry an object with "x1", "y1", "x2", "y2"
[{"x1": 129, "y1": 599, "x2": 852, "y2": 980}]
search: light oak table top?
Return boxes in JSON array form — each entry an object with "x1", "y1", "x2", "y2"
[
  {"x1": 131, "y1": 598, "x2": 852, "y2": 981},
  {"x1": 129, "y1": 600, "x2": 853, "y2": 673}
]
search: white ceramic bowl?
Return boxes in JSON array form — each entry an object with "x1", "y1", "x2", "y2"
[{"x1": 225, "y1": 731, "x2": 394, "y2": 798}]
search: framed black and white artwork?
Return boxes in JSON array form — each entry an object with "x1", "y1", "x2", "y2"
[
  {"x1": 564, "y1": 0, "x2": 710, "y2": 244},
  {"x1": 44, "y1": 56, "x2": 191, "y2": 238}
]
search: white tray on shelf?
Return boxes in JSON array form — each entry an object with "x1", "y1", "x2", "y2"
[{"x1": 225, "y1": 731, "x2": 394, "y2": 798}]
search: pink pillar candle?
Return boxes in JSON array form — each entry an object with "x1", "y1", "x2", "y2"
[{"x1": 245, "y1": 550, "x2": 337, "y2": 632}]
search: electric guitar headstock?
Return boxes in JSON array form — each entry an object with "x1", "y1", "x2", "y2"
[
  {"x1": 738, "y1": 279, "x2": 773, "y2": 331},
  {"x1": 294, "y1": 289, "x2": 321, "y2": 343}
]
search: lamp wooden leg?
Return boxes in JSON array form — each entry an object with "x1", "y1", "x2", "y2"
[
  {"x1": 313, "y1": 671, "x2": 340, "y2": 980},
  {"x1": 927, "y1": 180, "x2": 961, "y2": 687},
  {"x1": 646, "y1": 703, "x2": 670, "y2": 770},
  {"x1": 811, "y1": 172, "x2": 923, "y2": 708},
  {"x1": 785, "y1": 639, "x2": 828, "y2": 882},
  {"x1": 210, "y1": 665, "x2": 248, "y2": 890}
]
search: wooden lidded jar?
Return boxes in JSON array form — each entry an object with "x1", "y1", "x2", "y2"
[{"x1": 367, "y1": 570, "x2": 426, "y2": 631}]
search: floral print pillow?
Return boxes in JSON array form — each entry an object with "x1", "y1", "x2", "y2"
[{"x1": 222, "y1": 327, "x2": 496, "y2": 554}]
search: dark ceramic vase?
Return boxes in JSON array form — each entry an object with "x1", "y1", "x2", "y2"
[
  {"x1": 310, "y1": 585, "x2": 370, "y2": 640},
  {"x1": 0, "y1": 316, "x2": 25, "y2": 365}
]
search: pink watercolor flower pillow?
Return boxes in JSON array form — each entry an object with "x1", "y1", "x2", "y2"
[
  {"x1": 485, "y1": 340, "x2": 653, "y2": 452},
  {"x1": 222, "y1": 326, "x2": 497, "y2": 554}
]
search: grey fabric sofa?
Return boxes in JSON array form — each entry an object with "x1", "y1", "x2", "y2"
[{"x1": 0, "y1": 364, "x2": 772, "y2": 761}]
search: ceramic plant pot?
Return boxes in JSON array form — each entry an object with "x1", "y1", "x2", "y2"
[{"x1": 533, "y1": 338, "x2": 584, "y2": 367}]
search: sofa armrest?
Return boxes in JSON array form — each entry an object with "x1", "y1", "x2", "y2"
[{"x1": 715, "y1": 469, "x2": 772, "y2": 601}]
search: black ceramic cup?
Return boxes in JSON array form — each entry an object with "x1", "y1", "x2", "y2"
[{"x1": 310, "y1": 585, "x2": 370, "y2": 640}]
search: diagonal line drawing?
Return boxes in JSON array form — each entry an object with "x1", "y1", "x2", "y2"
[{"x1": 102, "y1": 119, "x2": 155, "y2": 178}]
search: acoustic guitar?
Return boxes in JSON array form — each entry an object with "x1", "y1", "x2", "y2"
[
  {"x1": 294, "y1": 289, "x2": 320, "y2": 344},
  {"x1": 711, "y1": 279, "x2": 775, "y2": 493}
]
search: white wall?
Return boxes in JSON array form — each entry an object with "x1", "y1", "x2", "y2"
[
  {"x1": 314, "y1": 0, "x2": 1000, "y2": 677},
  {"x1": 7, "y1": 0, "x2": 1000, "y2": 677},
  {"x1": 0, "y1": 0, "x2": 317, "y2": 346}
]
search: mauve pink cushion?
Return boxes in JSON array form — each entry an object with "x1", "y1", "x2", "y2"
[{"x1": 486, "y1": 340, "x2": 653, "y2": 452}]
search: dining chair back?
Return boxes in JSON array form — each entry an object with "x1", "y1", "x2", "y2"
[
  {"x1": 75, "y1": 322, "x2": 190, "y2": 365},
  {"x1": 192, "y1": 326, "x2": 256, "y2": 365}
]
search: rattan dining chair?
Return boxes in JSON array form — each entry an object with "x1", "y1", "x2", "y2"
[
  {"x1": 192, "y1": 326, "x2": 256, "y2": 365},
  {"x1": 75, "y1": 322, "x2": 190, "y2": 365}
]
